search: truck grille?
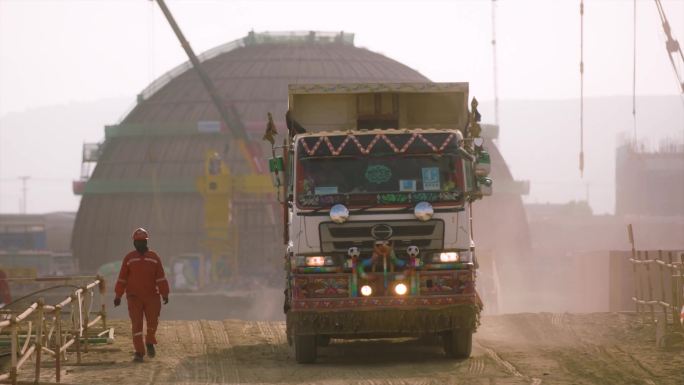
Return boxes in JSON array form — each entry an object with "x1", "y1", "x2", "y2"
[
  {"x1": 320, "y1": 220, "x2": 444, "y2": 254},
  {"x1": 328, "y1": 225, "x2": 436, "y2": 238}
]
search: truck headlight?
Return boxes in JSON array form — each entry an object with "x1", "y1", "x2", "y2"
[
  {"x1": 306, "y1": 256, "x2": 325, "y2": 266},
  {"x1": 360, "y1": 285, "x2": 373, "y2": 296},
  {"x1": 435, "y1": 252, "x2": 459, "y2": 263},
  {"x1": 414, "y1": 202, "x2": 433, "y2": 222},
  {"x1": 330, "y1": 204, "x2": 349, "y2": 224},
  {"x1": 394, "y1": 283, "x2": 408, "y2": 296},
  {"x1": 296, "y1": 256, "x2": 335, "y2": 267}
]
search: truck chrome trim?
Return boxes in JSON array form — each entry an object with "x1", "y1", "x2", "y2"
[
  {"x1": 414, "y1": 201, "x2": 434, "y2": 222},
  {"x1": 319, "y1": 219, "x2": 445, "y2": 254},
  {"x1": 329, "y1": 204, "x2": 349, "y2": 224},
  {"x1": 370, "y1": 224, "x2": 393, "y2": 240}
]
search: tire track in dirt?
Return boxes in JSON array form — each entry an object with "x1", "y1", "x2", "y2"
[
  {"x1": 169, "y1": 320, "x2": 241, "y2": 385},
  {"x1": 255, "y1": 320, "x2": 287, "y2": 353},
  {"x1": 183, "y1": 321, "x2": 209, "y2": 383},
  {"x1": 467, "y1": 356, "x2": 486, "y2": 375},
  {"x1": 546, "y1": 312, "x2": 658, "y2": 384},
  {"x1": 477, "y1": 341, "x2": 542, "y2": 385},
  {"x1": 205, "y1": 320, "x2": 241, "y2": 384},
  {"x1": 553, "y1": 316, "x2": 660, "y2": 384},
  {"x1": 55, "y1": 314, "x2": 680, "y2": 385}
]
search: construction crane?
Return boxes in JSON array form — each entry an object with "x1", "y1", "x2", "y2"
[
  {"x1": 154, "y1": 0, "x2": 272, "y2": 281},
  {"x1": 654, "y1": 0, "x2": 684, "y2": 94}
]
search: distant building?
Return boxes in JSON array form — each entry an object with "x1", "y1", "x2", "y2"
[
  {"x1": 0, "y1": 212, "x2": 77, "y2": 276},
  {"x1": 0, "y1": 212, "x2": 74, "y2": 252},
  {"x1": 615, "y1": 142, "x2": 684, "y2": 217}
]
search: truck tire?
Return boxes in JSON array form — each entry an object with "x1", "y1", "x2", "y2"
[
  {"x1": 443, "y1": 328, "x2": 472, "y2": 359},
  {"x1": 294, "y1": 334, "x2": 317, "y2": 363}
]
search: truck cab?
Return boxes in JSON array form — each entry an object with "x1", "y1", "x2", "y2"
[{"x1": 271, "y1": 83, "x2": 492, "y2": 363}]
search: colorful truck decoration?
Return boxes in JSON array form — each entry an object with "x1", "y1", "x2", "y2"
[{"x1": 268, "y1": 82, "x2": 492, "y2": 363}]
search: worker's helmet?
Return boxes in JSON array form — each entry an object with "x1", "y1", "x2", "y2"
[{"x1": 132, "y1": 228, "x2": 149, "y2": 241}]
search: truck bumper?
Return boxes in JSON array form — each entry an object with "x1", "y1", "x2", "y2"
[{"x1": 287, "y1": 296, "x2": 481, "y2": 337}]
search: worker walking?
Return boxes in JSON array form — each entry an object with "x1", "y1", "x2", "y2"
[{"x1": 114, "y1": 228, "x2": 169, "y2": 362}]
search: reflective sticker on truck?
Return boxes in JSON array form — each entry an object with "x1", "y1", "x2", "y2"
[{"x1": 422, "y1": 167, "x2": 441, "y2": 191}]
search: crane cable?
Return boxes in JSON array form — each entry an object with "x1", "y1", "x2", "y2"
[
  {"x1": 491, "y1": 0, "x2": 499, "y2": 126},
  {"x1": 633, "y1": 0, "x2": 637, "y2": 143},
  {"x1": 579, "y1": 0, "x2": 585, "y2": 177}
]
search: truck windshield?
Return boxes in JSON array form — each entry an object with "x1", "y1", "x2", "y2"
[
  {"x1": 294, "y1": 132, "x2": 466, "y2": 208},
  {"x1": 296, "y1": 153, "x2": 464, "y2": 208}
]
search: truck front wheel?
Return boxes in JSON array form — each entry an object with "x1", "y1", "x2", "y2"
[
  {"x1": 294, "y1": 334, "x2": 317, "y2": 363},
  {"x1": 443, "y1": 328, "x2": 472, "y2": 359}
]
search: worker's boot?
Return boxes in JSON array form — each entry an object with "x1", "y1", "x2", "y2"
[
  {"x1": 146, "y1": 343, "x2": 156, "y2": 358},
  {"x1": 133, "y1": 352, "x2": 144, "y2": 363}
]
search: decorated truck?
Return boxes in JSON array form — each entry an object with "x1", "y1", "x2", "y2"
[{"x1": 268, "y1": 83, "x2": 492, "y2": 363}]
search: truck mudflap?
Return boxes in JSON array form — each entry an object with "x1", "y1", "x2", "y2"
[{"x1": 287, "y1": 302, "x2": 481, "y2": 337}]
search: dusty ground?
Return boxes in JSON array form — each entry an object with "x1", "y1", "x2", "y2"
[{"x1": 23, "y1": 312, "x2": 684, "y2": 385}]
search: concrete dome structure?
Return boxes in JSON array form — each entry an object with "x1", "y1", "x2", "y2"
[{"x1": 72, "y1": 31, "x2": 530, "y2": 276}]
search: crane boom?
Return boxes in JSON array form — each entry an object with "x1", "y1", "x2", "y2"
[
  {"x1": 155, "y1": 0, "x2": 260, "y2": 175},
  {"x1": 654, "y1": 0, "x2": 684, "y2": 93}
]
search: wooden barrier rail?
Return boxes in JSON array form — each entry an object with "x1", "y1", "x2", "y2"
[
  {"x1": 0, "y1": 276, "x2": 111, "y2": 384},
  {"x1": 627, "y1": 224, "x2": 684, "y2": 346}
]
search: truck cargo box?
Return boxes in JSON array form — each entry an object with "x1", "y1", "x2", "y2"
[{"x1": 288, "y1": 82, "x2": 469, "y2": 132}]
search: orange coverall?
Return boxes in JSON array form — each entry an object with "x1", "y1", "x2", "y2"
[{"x1": 115, "y1": 250, "x2": 169, "y2": 355}]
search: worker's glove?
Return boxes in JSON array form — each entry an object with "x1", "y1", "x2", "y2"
[
  {"x1": 113, "y1": 297, "x2": 121, "y2": 307},
  {"x1": 162, "y1": 297, "x2": 169, "y2": 305}
]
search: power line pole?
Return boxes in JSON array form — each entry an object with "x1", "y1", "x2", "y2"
[{"x1": 18, "y1": 176, "x2": 29, "y2": 214}]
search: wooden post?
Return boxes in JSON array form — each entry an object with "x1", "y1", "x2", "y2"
[
  {"x1": 628, "y1": 225, "x2": 640, "y2": 315},
  {"x1": 645, "y1": 251, "x2": 655, "y2": 322},
  {"x1": 657, "y1": 250, "x2": 669, "y2": 322},
  {"x1": 676, "y1": 251, "x2": 684, "y2": 331},
  {"x1": 98, "y1": 276, "x2": 107, "y2": 331},
  {"x1": 82, "y1": 288, "x2": 90, "y2": 353},
  {"x1": 655, "y1": 311, "x2": 667, "y2": 348},
  {"x1": 10, "y1": 317, "x2": 18, "y2": 385},
  {"x1": 55, "y1": 306, "x2": 62, "y2": 383},
  {"x1": 636, "y1": 250, "x2": 645, "y2": 321},
  {"x1": 34, "y1": 298, "x2": 44, "y2": 383},
  {"x1": 72, "y1": 294, "x2": 82, "y2": 365},
  {"x1": 668, "y1": 251, "x2": 678, "y2": 328}
]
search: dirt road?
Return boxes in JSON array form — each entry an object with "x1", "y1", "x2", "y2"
[{"x1": 33, "y1": 312, "x2": 683, "y2": 385}]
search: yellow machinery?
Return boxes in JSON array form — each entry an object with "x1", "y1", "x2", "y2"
[{"x1": 196, "y1": 150, "x2": 273, "y2": 281}]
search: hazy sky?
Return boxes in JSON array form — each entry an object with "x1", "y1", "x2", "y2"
[
  {"x1": 0, "y1": 0, "x2": 683, "y2": 214},
  {"x1": 2, "y1": 0, "x2": 683, "y2": 115}
]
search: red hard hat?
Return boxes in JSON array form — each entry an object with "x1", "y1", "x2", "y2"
[{"x1": 132, "y1": 228, "x2": 149, "y2": 241}]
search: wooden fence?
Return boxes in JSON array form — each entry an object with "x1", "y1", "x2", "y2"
[
  {"x1": 0, "y1": 276, "x2": 112, "y2": 385},
  {"x1": 627, "y1": 225, "x2": 683, "y2": 346}
]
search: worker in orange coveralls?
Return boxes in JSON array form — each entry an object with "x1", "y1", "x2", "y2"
[{"x1": 114, "y1": 228, "x2": 169, "y2": 362}]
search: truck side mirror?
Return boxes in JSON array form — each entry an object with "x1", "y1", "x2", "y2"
[{"x1": 477, "y1": 176, "x2": 493, "y2": 197}]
